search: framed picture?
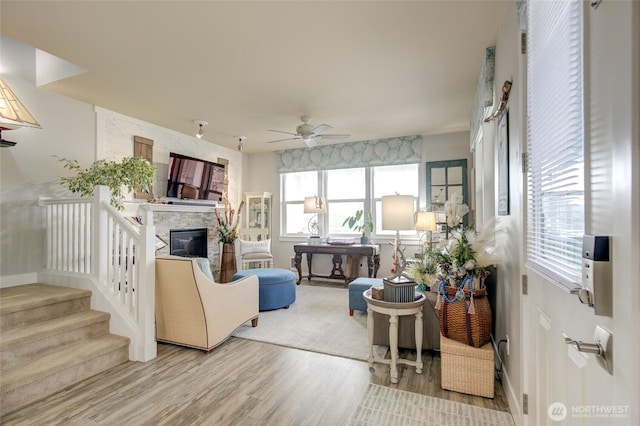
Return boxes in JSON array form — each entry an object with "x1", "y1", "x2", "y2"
[{"x1": 497, "y1": 110, "x2": 510, "y2": 216}]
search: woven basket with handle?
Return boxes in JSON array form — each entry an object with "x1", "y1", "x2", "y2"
[{"x1": 438, "y1": 282, "x2": 492, "y2": 348}]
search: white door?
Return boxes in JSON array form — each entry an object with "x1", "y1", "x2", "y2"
[{"x1": 523, "y1": 2, "x2": 639, "y2": 425}]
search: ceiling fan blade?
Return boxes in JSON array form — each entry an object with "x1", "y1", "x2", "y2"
[
  {"x1": 268, "y1": 129, "x2": 298, "y2": 136},
  {"x1": 310, "y1": 124, "x2": 332, "y2": 135},
  {"x1": 267, "y1": 136, "x2": 302, "y2": 144},
  {"x1": 318, "y1": 133, "x2": 350, "y2": 140},
  {"x1": 304, "y1": 138, "x2": 318, "y2": 148}
]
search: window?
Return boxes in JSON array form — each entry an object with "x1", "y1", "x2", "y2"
[
  {"x1": 326, "y1": 168, "x2": 365, "y2": 235},
  {"x1": 280, "y1": 164, "x2": 419, "y2": 238},
  {"x1": 373, "y1": 164, "x2": 419, "y2": 235},
  {"x1": 282, "y1": 171, "x2": 319, "y2": 234},
  {"x1": 526, "y1": 0, "x2": 584, "y2": 289}
]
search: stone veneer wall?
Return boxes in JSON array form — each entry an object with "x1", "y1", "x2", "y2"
[{"x1": 138, "y1": 205, "x2": 223, "y2": 279}]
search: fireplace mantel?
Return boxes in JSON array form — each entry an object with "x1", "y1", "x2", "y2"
[{"x1": 137, "y1": 203, "x2": 223, "y2": 226}]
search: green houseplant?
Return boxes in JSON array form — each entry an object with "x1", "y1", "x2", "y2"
[
  {"x1": 342, "y1": 209, "x2": 374, "y2": 243},
  {"x1": 59, "y1": 157, "x2": 156, "y2": 211}
]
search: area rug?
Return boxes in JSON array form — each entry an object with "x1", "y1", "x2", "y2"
[
  {"x1": 348, "y1": 384, "x2": 514, "y2": 426},
  {"x1": 232, "y1": 283, "x2": 388, "y2": 361}
]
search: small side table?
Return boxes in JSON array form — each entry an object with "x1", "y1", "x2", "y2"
[{"x1": 363, "y1": 289, "x2": 426, "y2": 384}]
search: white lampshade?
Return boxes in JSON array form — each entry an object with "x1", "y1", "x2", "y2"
[
  {"x1": 414, "y1": 211, "x2": 437, "y2": 232},
  {"x1": 381, "y1": 195, "x2": 415, "y2": 230},
  {"x1": 303, "y1": 196, "x2": 326, "y2": 214}
]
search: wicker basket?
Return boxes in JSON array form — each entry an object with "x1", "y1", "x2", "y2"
[
  {"x1": 440, "y1": 334, "x2": 494, "y2": 398},
  {"x1": 438, "y1": 285, "x2": 492, "y2": 348}
]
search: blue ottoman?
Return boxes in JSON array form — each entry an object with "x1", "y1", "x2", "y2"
[
  {"x1": 232, "y1": 268, "x2": 296, "y2": 311},
  {"x1": 348, "y1": 277, "x2": 383, "y2": 316}
]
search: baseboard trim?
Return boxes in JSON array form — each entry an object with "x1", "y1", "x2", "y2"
[
  {"x1": 0, "y1": 272, "x2": 38, "y2": 288},
  {"x1": 501, "y1": 364, "x2": 524, "y2": 425}
]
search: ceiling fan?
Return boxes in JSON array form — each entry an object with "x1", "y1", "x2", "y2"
[{"x1": 267, "y1": 115, "x2": 350, "y2": 147}]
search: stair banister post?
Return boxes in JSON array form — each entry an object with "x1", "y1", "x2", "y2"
[
  {"x1": 93, "y1": 186, "x2": 110, "y2": 283},
  {"x1": 137, "y1": 220, "x2": 158, "y2": 361}
]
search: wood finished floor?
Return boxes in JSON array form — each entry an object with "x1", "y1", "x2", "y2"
[{"x1": 1, "y1": 337, "x2": 510, "y2": 426}]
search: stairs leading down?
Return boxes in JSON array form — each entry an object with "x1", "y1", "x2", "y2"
[{"x1": 0, "y1": 284, "x2": 130, "y2": 415}]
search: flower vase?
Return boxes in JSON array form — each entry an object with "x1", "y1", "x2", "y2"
[{"x1": 220, "y1": 242, "x2": 237, "y2": 283}]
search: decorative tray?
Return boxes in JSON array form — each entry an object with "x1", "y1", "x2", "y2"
[{"x1": 326, "y1": 238, "x2": 357, "y2": 246}]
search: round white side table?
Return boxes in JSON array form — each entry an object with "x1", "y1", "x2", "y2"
[{"x1": 363, "y1": 288, "x2": 426, "y2": 384}]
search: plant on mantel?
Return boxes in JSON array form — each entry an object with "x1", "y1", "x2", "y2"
[{"x1": 58, "y1": 156, "x2": 156, "y2": 211}]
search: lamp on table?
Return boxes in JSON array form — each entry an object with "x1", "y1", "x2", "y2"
[
  {"x1": 381, "y1": 194, "x2": 415, "y2": 284},
  {"x1": 414, "y1": 211, "x2": 437, "y2": 251},
  {"x1": 304, "y1": 196, "x2": 326, "y2": 242}
]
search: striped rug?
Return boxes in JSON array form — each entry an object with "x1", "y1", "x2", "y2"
[{"x1": 349, "y1": 384, "x2": 514, "y2": 426}]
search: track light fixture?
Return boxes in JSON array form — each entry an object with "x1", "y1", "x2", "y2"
[
  {"x1": 193, "y1": 120, "x2": 208, "y2": 139},
  {"x1": 235, "y1": 136, "x2": 246, "y2": 151}
]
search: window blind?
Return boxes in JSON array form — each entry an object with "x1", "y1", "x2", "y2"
[{"x1": 526, "y1": 0, "x2": 584, "y2": 289}]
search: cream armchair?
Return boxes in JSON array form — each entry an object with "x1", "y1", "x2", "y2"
[{"x1": 155, "y1": 255, "x2": 259, "y2": 352}]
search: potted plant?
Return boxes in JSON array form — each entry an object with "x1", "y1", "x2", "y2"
[
  {"x1": 342, "y1": 209, "x2": 374, "y2": 244},
  {"x1": 58, "y1": 156, "x2": 156, "y2": 211}
]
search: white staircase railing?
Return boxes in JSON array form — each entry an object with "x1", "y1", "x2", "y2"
[{"x1": 39, "y1": 186, "x2": 156, "y2": 361}]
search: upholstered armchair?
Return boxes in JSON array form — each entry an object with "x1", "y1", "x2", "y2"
[{"x1": 155, "y1": 255, "x2": 259, "y2": 352}]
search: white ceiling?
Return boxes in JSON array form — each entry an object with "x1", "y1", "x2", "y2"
[{"x1": 0, "y1": 1, "x2": 505, "y2": 154}]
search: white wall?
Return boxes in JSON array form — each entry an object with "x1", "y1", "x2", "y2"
[
  {"x1": 474, "y1": 0, "x2": 524, "y2": 417},
  {"x1": 0, "y1": 73, "x2": 96, "y2": 282},
  {"x1": 96, "y1": 107, "x2": 243, "y2": 211}
]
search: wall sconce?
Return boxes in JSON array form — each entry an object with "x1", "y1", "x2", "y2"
[
  {"x1": 193, "y1": 120, "x2": 208, "y2": 139},
  {"x1": 0, "y1": 77, "x2": 42, "y2": 147},
  {"x1": 304, "y1": 196, "x2": 326, "y2": 237},
  {"x1": 381, "y1": 194, "x2": 415, "y2": 282}
]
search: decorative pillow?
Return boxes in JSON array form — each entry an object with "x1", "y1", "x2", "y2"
[
  {"x1": 239, "y1": 239, "x2": 271, "y2": 256},
  {"x1": 194, "y1": 257, "x2": 214, "y2": 281}
]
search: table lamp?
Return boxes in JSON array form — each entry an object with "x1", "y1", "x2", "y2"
[
  {"x1": 381, "y1": 194, "x2": 415, "y2": 283},
  {"x1": 304, "y1": 196, "x2": 326, "y2": 238},
  {"x1": 414, "y1": 211, "x2": 437, "y2": 250}
]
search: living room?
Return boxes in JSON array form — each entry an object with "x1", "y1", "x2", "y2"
[{"x1": 1, "y1": 1, "x2": 639, "y2": 425}]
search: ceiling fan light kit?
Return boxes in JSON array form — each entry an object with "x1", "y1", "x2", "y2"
[{"x1": 267, "y1": 115, "x2": 350, "y2": 148}]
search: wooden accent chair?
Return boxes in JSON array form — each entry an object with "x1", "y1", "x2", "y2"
[
  {"x1": 237, "y1": 229, "x2": 273, "y2": 270},
  {"x1": 155, "y1": 256, "x2": 259, "y2": 352}
]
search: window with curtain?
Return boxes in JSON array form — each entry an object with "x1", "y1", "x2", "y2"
[
  {"x1": 280, "y1": 164, "x2": 419, "y2": 237},
  {"x1": 526, "y1": 0, "x2": 584, "y2": 289}
]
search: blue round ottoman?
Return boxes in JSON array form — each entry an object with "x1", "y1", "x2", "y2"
[{"x1": 232, "y1": 268, "x2": 296, "y2": 311}]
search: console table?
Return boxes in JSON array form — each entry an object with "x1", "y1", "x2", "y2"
[{"x1": 293, "y1": 243, "x2": 380, "y2": 285}]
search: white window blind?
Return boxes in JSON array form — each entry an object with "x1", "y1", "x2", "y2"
[{"x1": 526, "y1": 0, "x2": 584, "y2": 289}]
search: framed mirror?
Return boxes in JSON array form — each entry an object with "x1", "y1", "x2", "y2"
[{"x1": 426, "y1": 159, "x2": 468, "y2": 241}]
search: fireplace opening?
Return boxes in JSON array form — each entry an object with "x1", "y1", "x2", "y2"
[{"x1": 170, "y1": 228, "x2": 208, "y2": 258}]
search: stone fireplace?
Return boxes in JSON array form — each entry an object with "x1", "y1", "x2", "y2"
[{"x1": 137, "y1": 204, "x2": 223, "y2": 278}]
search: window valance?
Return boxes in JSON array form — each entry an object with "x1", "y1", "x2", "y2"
[
  {"x1": 469, "y1": 46, "x2": 495, "y2": 153},
  {"x1": 277, "y1": 134, "x2": 422, "y2": 173}
]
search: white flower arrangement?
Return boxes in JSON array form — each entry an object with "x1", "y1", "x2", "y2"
[{"x1": 444, "y1": 193, "x2": 470, "y2": 228}]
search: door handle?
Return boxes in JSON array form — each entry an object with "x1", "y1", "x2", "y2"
[
  {"x1": 562, "y1": 334, "x2": 603, "y2": 355},
  {"x1": 562, "y1": 326, "x2": 613, "y2": 375}
]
